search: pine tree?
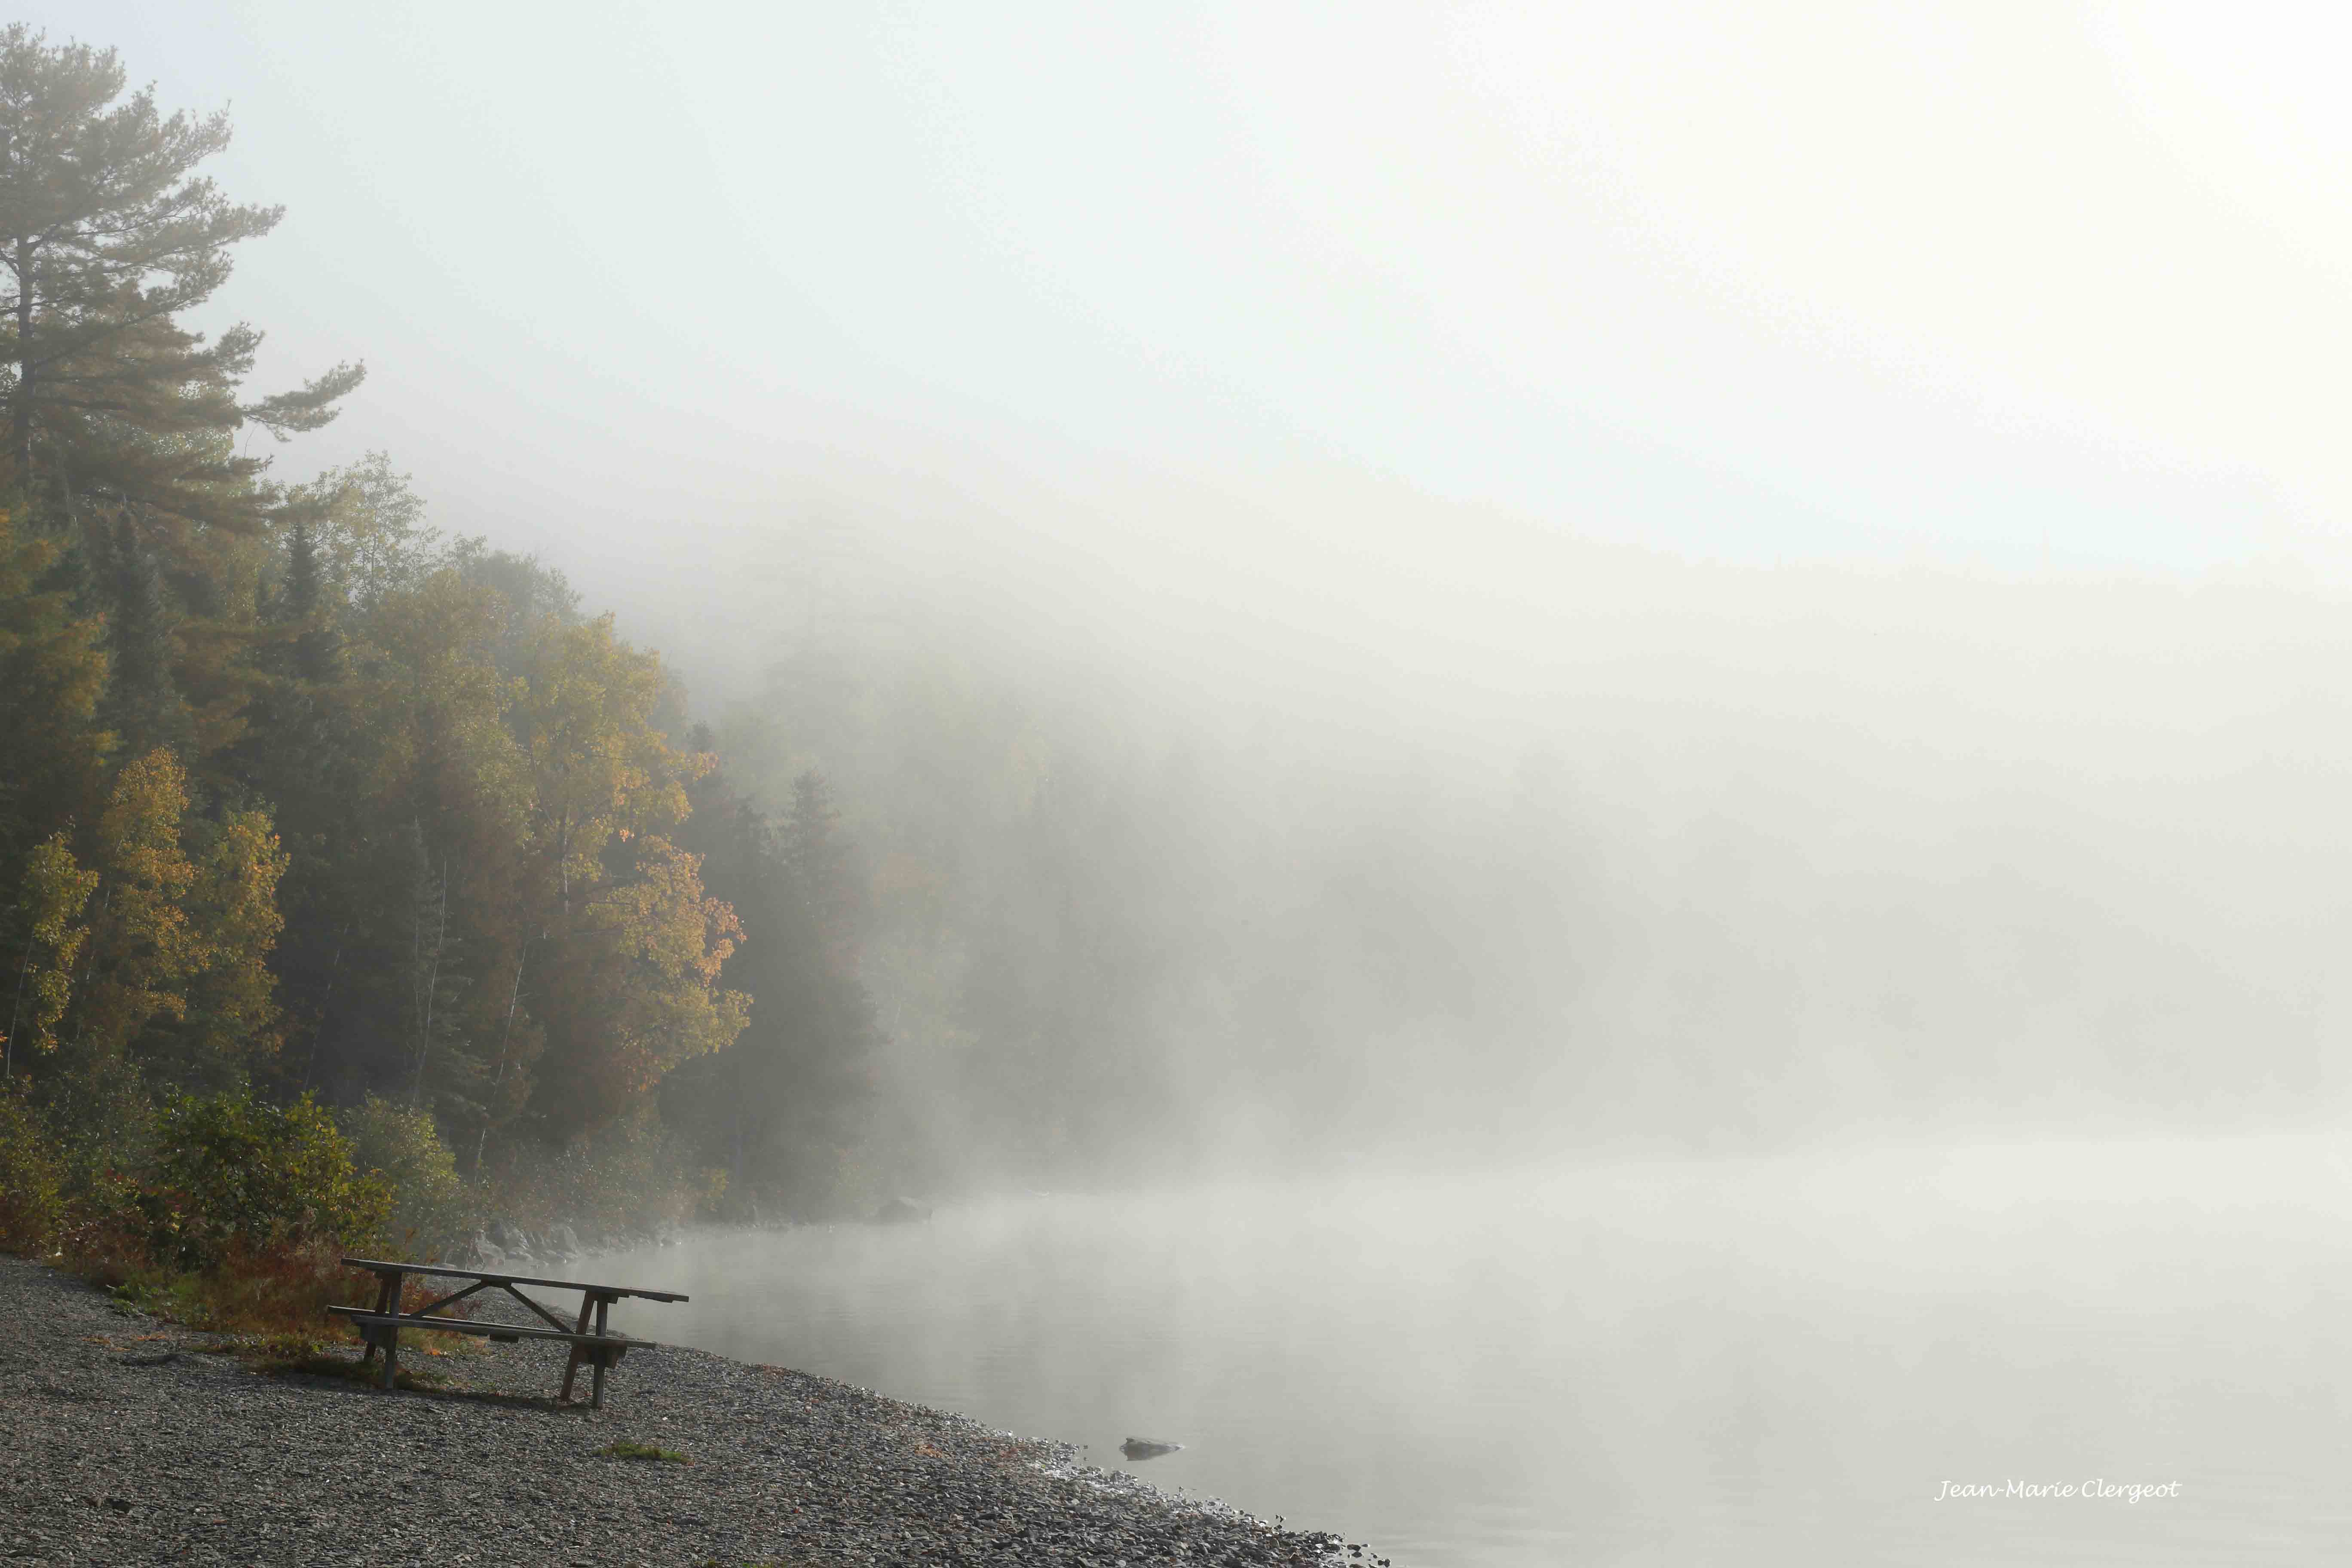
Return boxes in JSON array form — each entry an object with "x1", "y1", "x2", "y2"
[
  {"x1": 94, "y1": 508, "x2": 187, "y2": 757},
  {"x1": 0, "y1": 25, "x2": 362, "y2": 536},
  {"x1": 277, "y1": 512, "x2": 343, "y2": 684}
]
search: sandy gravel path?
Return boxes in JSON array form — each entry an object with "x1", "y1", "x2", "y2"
[{"x1": 0, "y1": 1256, "x2": 1374, "y2": 1567}]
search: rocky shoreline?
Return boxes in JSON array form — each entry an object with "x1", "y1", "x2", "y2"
[
  {"x1": 0, "y1": 1255, "x2": 1387, "y2": 1566},
  {"x1": 456, "y1": 1218, "x2": 621, "y2": 1274}
]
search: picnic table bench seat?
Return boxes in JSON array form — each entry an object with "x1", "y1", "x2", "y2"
[
  {"x1": 329, "y1": 1256, "x2": 687, "y2": 1409},
  {"x1": 322, "y1": 1307, "x2": 655, "y2": 1350}
]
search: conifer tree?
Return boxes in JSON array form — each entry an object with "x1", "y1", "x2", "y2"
[
  {"x1": 0, "y1": 505, "x2": 108, "y2": 870},
  {"x1": 0, "y1": 24, "x2": 362, "y2": 532},
  {"x1": 94, "y1": 509, "x2": 187, "y2": 757},
  {"x1": 277, "y1": 514, "x2": 343, "y2": 684}
]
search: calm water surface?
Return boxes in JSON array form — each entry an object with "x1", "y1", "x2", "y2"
[{"x1": 592, "y1": 1137, "x2": 2352, "y2": 1565}]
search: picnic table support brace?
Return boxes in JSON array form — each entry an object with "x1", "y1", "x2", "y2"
[{"x1": 494, "y1": 1282, "x2": 578, "y2": 1335}]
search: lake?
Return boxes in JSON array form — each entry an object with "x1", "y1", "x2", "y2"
[{"x1": 591, "y1": 1135, "x2": 2352, "y2": 1565}]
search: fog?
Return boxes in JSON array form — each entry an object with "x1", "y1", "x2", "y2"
[
  {"x1": 24, "y1": 5, "x2": 2352, "y2": 1557},
  {"x1": 31, "y1": 0, "x2": 2352, "y2": 1172},
  {"x1": 699, "y1": 509, "x2": 2352, "y2": 1176}
]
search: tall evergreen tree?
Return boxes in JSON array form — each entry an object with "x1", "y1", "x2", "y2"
[
  {"x1": 0, "y1": 24, "x2": 361, "y2": 536},
  {"x1": 94, "y1": 508, "x2": 187, "y2": 758},
  {"x1": 0, "y1": 504, "x2": 108, "y2": 874},
  {"x1": 276, "y1": 513, "x2": 343, "y2": 685}
]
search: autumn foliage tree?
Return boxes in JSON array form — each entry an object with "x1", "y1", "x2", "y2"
[
  {"x1": 5, "y1": 830, "x2": 96, "y2": 1075},
  {"x1": 46, "y1": 748, "x2": 286, "y2": 1085}
]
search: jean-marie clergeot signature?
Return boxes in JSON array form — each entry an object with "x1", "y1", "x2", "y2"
[{"x1": 1935, "y1": 1479, "x2": 2180, "y2": 1504}]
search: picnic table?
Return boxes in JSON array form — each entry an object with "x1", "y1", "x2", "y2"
[{"x1": 328, "y1": 1257, "x2": 687, "y2": 1409}]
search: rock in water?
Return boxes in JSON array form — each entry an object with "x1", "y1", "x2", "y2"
[{"x1": 1121, "y1": 1438, "x2": 1183, "y2": 1461}]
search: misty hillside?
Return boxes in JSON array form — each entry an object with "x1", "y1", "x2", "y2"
[{"x1": 619, "y1": 495, "x2": 2352, "y2": 1179}]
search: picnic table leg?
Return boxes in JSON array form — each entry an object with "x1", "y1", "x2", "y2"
[
  {"x1": 559, "y1": 1294, "x2": 594, "y2": 1404},
  {"x1": 360, "y1": 1272, "x2": 396, "y2": 1367},
  {"x1": 378, "y1": 1270, "x2": 404, "y2": 1391},
  {"x1": 590, "y1": 1297, "x2": 611, "y2": 1410}
]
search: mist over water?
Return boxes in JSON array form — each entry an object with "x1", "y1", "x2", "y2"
[
  {"x1": 628, "y1": 534, "x2": 2352, "y2": 1182},
  {"x1": 600, "y1": 1136, "x2": 2352, "y2": 1565}
]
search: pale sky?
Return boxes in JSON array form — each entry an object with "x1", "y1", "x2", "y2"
[{"x1": 31, "y1": 2, "x2": 2352, "y2": 597}]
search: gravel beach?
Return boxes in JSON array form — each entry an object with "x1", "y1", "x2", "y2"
[{"x1": 0, "y1": 1256, "x2": 1378, "y2": 1566}]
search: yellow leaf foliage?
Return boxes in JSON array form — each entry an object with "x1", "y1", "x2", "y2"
[{"x1": 13, "y1": 831, "x2": 100, "y2": 1056}]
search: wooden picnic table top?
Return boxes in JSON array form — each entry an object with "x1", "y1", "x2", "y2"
[{"x1": 338, "y1": 1256, "x2": 690, "y2": 1303}]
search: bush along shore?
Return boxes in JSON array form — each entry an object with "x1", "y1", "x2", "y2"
[
  {"x1": 0, "y1": 1254, "x2": 1382, "y2": 1567},
  {"x1": 0, "y1": 1078, "x2": 714, "y2": 1336}
]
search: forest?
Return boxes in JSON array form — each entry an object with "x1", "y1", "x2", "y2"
[{"x1": 0, "y1": 28, "x2": 871, "y2": 1269}]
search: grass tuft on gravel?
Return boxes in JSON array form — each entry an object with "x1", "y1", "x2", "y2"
[{"x1": 600, "y1": 1440, "x2": 691, "y2": 1464}]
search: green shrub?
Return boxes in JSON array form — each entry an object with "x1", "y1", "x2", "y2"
[
  {"x1": 36, "y1": 1049, "x2": 157, "y2": 1194},
  {"x1": 344, "y1": 1095, "x2": 466, "y2": 1250},
  {"x1": 151, "y1": 1090, "x2": 391, "y2": 1268},
  {"x1": 0, "y1": 1085, "x2": 67, "y2": 1250}
]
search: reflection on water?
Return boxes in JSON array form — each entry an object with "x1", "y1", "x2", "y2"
[{"x1": 594, "y1": 1137, "x2": 2352, "y2": 1565}]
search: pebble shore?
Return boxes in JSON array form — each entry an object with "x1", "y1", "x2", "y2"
[{"x1": 0, "y1": 1256, "x2": 1379, "y2": 1566}]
